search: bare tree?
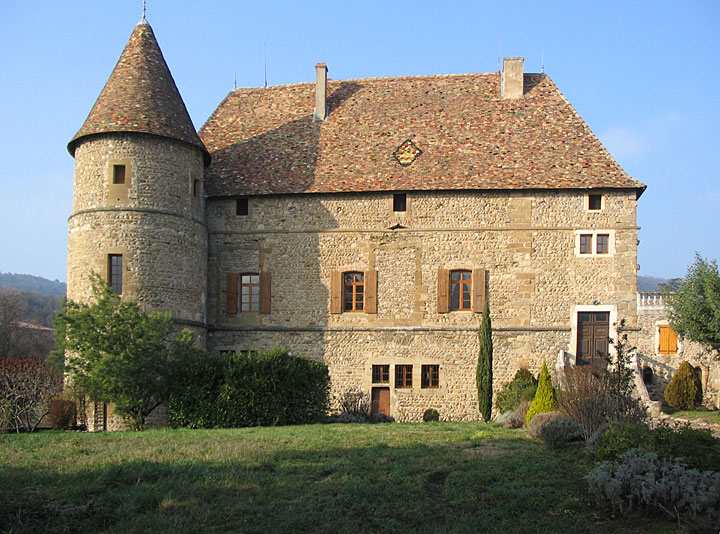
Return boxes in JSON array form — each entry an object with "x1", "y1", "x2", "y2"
[{"x1": 0, "y1": 291, "x2": 25, "y2": 358}]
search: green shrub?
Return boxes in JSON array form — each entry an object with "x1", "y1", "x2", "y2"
[
  {"x1": 665, "y1": 361, "x2": 700, "y2": 410},
  {"x1": 539, "y1": 416, "x2": 583, "y2": 449},
  {"x1": 168, "y1": 347, "x2": 330, "y2": 428},
  {"x1": 595, "y1": 420, "x2": 720, "y2": 472},
  {"x1": 495, "y1": 368, "x2": 537, "y2": 414},
  {"x1": 525, "y1": 360, "x2": 556, "y2": 426},
  {"x1": 586, "y1": 448, "x2": 720, "y2": 532},
  {"x1": 423, "y1": 408, "x2": 440, "y2": 422}
]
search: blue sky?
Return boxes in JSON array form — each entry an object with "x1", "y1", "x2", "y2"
[{"x1": 1, "y1": 1, "x2": 718, "y2": 281}]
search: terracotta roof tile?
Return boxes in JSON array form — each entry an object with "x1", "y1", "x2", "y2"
[
  {"x1": 68, "y1": 21, "x2": 209, "y2": 162},
  {"x1": 201, "y1": 72, "x2": 644, "y2": 197}
]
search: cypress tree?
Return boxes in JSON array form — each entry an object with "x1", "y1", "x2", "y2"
[{"x1": 477, "y1": 299, "x2": 493, "y2": 422}]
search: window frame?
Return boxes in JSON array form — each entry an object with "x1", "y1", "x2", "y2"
[
  {"x1": 239, "y1": 273, "x2": 261, "y2": 313},
  {"x1": 372, "y1": 364, "x2": 390, "y2": 384},
  {"x1": 108, "y1": 254, "x2": 123, "y2": 295},
  {"x1": 343, "y1": 271, "x2": 365, "y2": 312},
  {"x1": 112, "y1": 164, "x2": 126, "y2": 185},
  {"x1": 393, "y1": 193, "x2": 407, "y2": 213},
  {"x1": 574, "y1": 230, "x2": 615, "y2": 257},
  {"x1": 579, "y1": 234, "x2": 593, "y2": 254},
  {"x1": 596, "y1": 234, "x2": 609, "y2": 254},
  {"x1": 236, "y1": 197, "x2": 249, "y2": 216},
  {"x1": 421, "y1": 364, "x2": 439, "y2": 388},
  {"x1": 395, "y1": 364, "x2": 413, "y2": 388},
  {"x1": 449, "y1": 269, "x2": 472, "y2": 311},
  {"x1": 587, "y1": 193, "x2": 603, "y2": 211}
]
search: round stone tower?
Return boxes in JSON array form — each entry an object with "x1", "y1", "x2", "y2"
[{"x1": 66, "y1": 18, "x2": 209, "y2": 339}]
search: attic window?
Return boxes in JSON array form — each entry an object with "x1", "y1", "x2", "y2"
[
  {"x1": 113, "y1": 165, "x2": 126, "y2": 185},
  {"x1": 393, "y1": 193, "x2": 407, "y2": 212},
  {"x1": 236, "y1": 198, "x2": 249, "y2": 216},
  {"x1": 588, "y1": 194, "x2": 602, "y2": 211}
]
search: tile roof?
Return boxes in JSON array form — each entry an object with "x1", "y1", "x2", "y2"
[
  {"x1": 68, "y1": 21, "x2": 209, "y2": 163},
  {"x1": 201, "y1": 72, "x2": 644, "y2": 197}
]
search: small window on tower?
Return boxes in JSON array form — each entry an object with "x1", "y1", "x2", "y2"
[
  {"x1": 588, "y1": 194, "x2": 602, "y2": 211},
  {"x1": 108, "y1": 254, "x2": 123, "y2": 295},
  {"x1": 393, "y1": 193, "x2": 407, "y2": 212},
  {"x1": 113, "y1": 165, "x2": 126, "y2": 185},
  {"x1": 193, "y1": 179, "x2": 199, "y2": 197},
  {"x1": 237, "y1": 198, "x2": 249, "y2": 216}
]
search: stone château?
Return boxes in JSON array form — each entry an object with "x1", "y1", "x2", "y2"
[{"x1": 67, "y1": 18, "x2": 649, "y2": 425}]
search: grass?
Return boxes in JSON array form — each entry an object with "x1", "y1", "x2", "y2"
[
  {"x1": 666, "y1": 409, "x2": 720, "y2": 425},
  {"x1": 0, "y1": 422, "x2": 680, "y2": 534}
]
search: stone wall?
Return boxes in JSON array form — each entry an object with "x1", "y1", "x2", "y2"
[
  {"x1": 637, "y1": 293, "x2": 720, "y2": 408},
  {"x1": 206, "y1": 188, "x2": 639, "y2": 421}
]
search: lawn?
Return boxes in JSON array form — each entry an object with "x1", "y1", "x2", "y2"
[
  {"x1": 0, "y1": 423, "x2": 679, "y2": 534},
  {"x1": 665, "y1": 409, "x2": 720, "y2": 425}
]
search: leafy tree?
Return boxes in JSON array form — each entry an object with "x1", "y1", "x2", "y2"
[
  {"x1": 525, "y1": 360, "x2": 556, "y2": 426},
  {"x1": 663, "y1": 254, "x2": 720, "y2": 356},
  {"x1": 477, "y1": 300, "x2": 493, "y2": 422},
  {"x1": 53, "y1": 274, "x2": 186, "y2": 430}
]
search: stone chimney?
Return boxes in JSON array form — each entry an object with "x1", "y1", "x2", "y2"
[
  {"x1": 501, "y1": 57, "x2": 524, "y2": 100},
  {"x1": 314, "y1": 62, "x2": 328, "y2": 121}
]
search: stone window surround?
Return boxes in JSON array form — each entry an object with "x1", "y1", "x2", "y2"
[
  {"x1": 568, "y1": 304, "x2": 618, "y2": 361},
  {"x1": 363, "y1": 360, "x2": 444, "y2": 394},
  {"x1": 103, "y1": 246, "x2": 128, "y2": 297},
  {"x1": 655, "y1": 320, "x2": 682, "y2": 356},
  {"x1": 585, "y1": 192, "x2": 605, "y2": 212},
  {"x1": 574, "y1": 229, "x2": 616, "y2": 257},
  {"x1": 106, "y1": 158, "x2": 134, "y2": 206}
]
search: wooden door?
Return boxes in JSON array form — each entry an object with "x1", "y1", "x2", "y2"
[
  {"x1": 371, "y1": 387, "x2": 390, "y2": 416},
  {"x1": 577, "y1": 312, "x2": 610, "y2": 367}
]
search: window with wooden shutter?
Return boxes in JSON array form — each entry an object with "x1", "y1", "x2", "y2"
[
  {"x1": 259, "y1": 272, "x2": 271, "y2": 314},
  {"x1": 330, "y1": 271, "x2": 343, "y2": 314},
  {"x1": 472, "y1": 269, "x2": 487, "y2": 313},
  {"x1": 437, "y1": 269, "x2": 450, "y2": 313},
  {"x1": 364, "y1": 270, "x2": 377, "y2": 314},
  {"x1": 658, "y1": 325, "x2": 677, "y2": 354},
  {"x1": 226, "y1": 273, "x2": 238, "y2": 314}
]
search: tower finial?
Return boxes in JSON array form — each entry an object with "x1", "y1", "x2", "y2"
[{"x1": 141, "y1": 0, "x2": 147, "y2": 22}]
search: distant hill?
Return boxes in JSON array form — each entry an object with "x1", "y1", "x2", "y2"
[
  {"x1": 0, "y1": 272, "x2": 66, "y2": 297},
  {"x1": 638, "y1": 275, "x2": 679, "y2": 292}
]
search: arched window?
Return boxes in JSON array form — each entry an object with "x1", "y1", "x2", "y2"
[
  {"x1": 642, "y1": 366, "x2": 654, "y2": 385},
  {"x1": 343, "y1": 272, "x2": 364, "y2": 312}
]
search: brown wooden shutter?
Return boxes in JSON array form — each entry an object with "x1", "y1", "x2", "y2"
[
  {"x1": 472, "y1": 268, "x2": 487, "y2": 313},
  {"x1": 226, "y1": 273, "x2": 238, "y2": 314},
  {"x1": 365, "y1": 269, "x2": 377, "y2": 314},
  {"x1": 437, "y1": 269, "x2": 450, "y2": 313},
  {"x1": 330, "y1": 271, "x2": 342, "y2": 314},
  {"x1": 259, "y1": 272, "x2": 271, "y2": 314}
]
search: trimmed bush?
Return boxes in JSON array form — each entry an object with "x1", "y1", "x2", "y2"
[
  {"x1": 168, "y1": 347, "x2": 330, "y2": 428},
  {"x1": 664, "y1": 361, "x2": 700, "y2": 410},
  {"x1": 496, "y1": 410, "x2": 524, "y2": 429},
  {"x1": 586, "y1": 448, "x2": 720, "y2": 532},
  {"x1": 423, "y1": 408, "x2": 440, "y2": 422},
  {"x1": 527, "y1": 410, "x2": 562, "y2": 440},
  {"x1": 495, "y1": 368, "x2": 537, "y2": 414},
  {"x1": 525, "y1": 360, "x2": 556, "y2": 426},
  {"x1": 539, "y1": 416, "x2": 583, "y2": 449}
]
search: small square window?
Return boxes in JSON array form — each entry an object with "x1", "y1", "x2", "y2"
[
  {"x1": 372, "y1": 364, "x2": 390, "y2": 384},
  {"x1": 588, "y1": 194, "x2": 602, "y2": 211},
  {"x1": 113, "y1": 165, "x2": 126, "y2": 185},
  {"x1": 393, "y1": 193, "x2": 407, "y2": 212},
  {"x1": 395, "y1": 365, "x2": 412, "y2": 388},
  {"x1": 236, "y1": 198, "x2": 249, "y2": 216},
  {"x1": 596, "y1": 234, "x2": 609, "y2": 254},
  {"x1": 421, "y1": 365, "x2": 439, "y2": 388},
  {"x1": 579, "y1": 234, "x2": 592, "y2": 254}
]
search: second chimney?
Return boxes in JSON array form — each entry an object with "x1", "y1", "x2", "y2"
[
  {"x1": 314, "y1": 62, "x2": 328, "y2": 121},
  {"x1": 502, "y1": 57, "x2": 524, "y2": 100}
]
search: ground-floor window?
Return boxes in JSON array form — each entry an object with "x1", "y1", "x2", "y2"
[
  {"x1": 372, "y1": 364, "x2": 390, "y2": 384},
  {"x1": 421, "y1": 365, "x2": 439, "y2": 388},
  {"x1": 395, "y1": 365, "x2": 412, "y2": 388}
]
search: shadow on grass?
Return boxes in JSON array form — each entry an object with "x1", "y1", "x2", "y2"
[{"x1": 0, "y1": 427, "x2": 672, "y2": 534}]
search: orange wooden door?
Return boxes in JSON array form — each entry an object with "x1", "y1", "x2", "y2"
[{"x1": 371, "y1": 387, "x2": 390, "y2": 416}]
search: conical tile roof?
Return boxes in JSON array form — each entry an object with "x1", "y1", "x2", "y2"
[{"x1": 68, "y1": 21, "x2": 209, "y2": 163}]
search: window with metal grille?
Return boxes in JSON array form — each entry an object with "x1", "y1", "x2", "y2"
[
  {"x1": 372, "y1": 364, "x2": 390, "y2": 384},
  {"x1": 450, "y1": 270, "x2": 472, "y2": 310},
  {"x1": 240, "y1": 273, "x2": 260, "y2": 312},
  {"x1": 395, "y1": 364, "x2": 413, "y2": 388},
  {"x1": 579, "y1": 234, "x2": 592, "y2": 254},
  {"x1": 596, "y1": 234, "x2": 609, "y2": 254},
  {"x1": 108, "y1": 254, "x2": 122, "y2": 294},
  {"x1": 421, "y1": 365, "x2": 439, "y2": 388},
  {"x1": 343, "y1": 272, "x2": 364, "y2": 312}
]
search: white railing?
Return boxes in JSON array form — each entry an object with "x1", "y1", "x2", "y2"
[{"x1": 637, "y1": 292, "x2": 664, "y2": 310}]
